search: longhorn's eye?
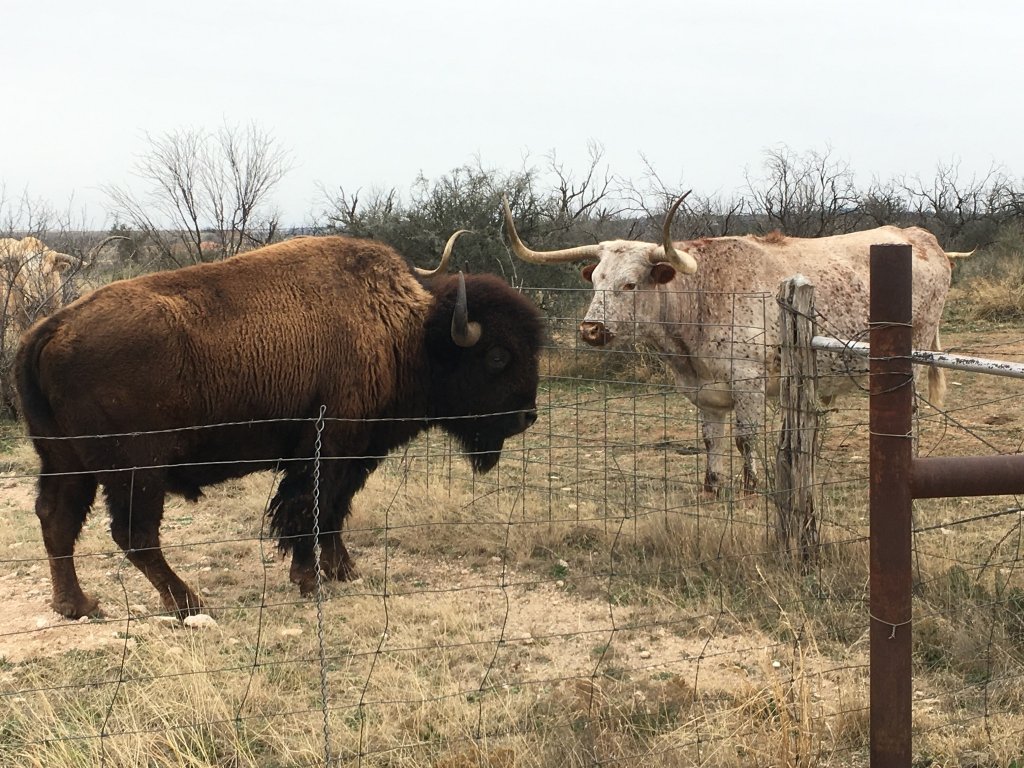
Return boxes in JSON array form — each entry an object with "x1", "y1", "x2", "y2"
[
  {"x1": 621, "y1": 283, "x2": 636, "y2": 291},
  {"x1": 485, "y1": 346, "x2": 511, "y2": 372}
]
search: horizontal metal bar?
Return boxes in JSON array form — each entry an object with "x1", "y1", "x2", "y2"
[
  {"x1": 912, "y1": 454, "x2": 1024, "y2": 499},
  {"x1": 812, "y1": 336, "x2": 1024, "y2": 379}
]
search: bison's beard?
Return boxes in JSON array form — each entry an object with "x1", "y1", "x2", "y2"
[
  {"x1": 447, "y1": 411, "x2": 537, "y2": 474},
  {"x1": 461, "y1": 432, "x2": 505, "y2": 474}
]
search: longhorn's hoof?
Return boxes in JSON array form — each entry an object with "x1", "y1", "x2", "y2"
[{"x1": 52, "y1": 592, "x2": 101, "y2": 620}]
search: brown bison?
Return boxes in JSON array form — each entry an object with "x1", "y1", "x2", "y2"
[{"x1": 16, "y1": 234, "x2": 543, "y2": 619}]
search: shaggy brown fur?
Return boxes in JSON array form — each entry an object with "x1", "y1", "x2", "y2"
[{"x1": 16, "y1": 235, "x2": 543, "y2": 618}]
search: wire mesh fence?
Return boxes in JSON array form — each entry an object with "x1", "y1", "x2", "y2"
[{"x1": 1, "y1": 285, "x2": 1023, "y2": 767}]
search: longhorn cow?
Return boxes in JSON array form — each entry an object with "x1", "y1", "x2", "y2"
[{"x1": 504, "y1": 195, "x2": 951, "y2": 494}]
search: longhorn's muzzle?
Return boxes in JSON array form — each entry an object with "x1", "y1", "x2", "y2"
[{"x1": 579, "y1": 321, "x2": 614, "y2": 347}]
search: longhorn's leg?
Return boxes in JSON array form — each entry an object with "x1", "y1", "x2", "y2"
[
  {"x1": 106, "y1": 472, "x2": 203, "y2": 617},
  {"x1": 733, "y1": 391, "x2": 765, "y2": 493},
  {"x1": 35, "y1": 466, "x2": 99, "y2": 618},
  {"x1": 700, "y1": 407, "x2": 732, "y2": 496}
]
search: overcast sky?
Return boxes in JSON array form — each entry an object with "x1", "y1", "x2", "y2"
[{"x1": 2, "y1": 0, "x2": 1021, "y2": 227}]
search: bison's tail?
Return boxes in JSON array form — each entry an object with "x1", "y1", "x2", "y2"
[
  {"x1": 927, "y1": 326, "x2": 947, "y2": 410},
  {"x1": 13, "y1": 315, "x2": 62, "y2": 438}
]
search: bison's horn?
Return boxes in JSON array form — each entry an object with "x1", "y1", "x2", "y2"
[
  {"x1": 652, "y1": 191, "x2": 698, "y2": 275},
  {"x1": 414, "y1": 229, "x2": 471, "y2": 277},
  {"x1": 451, "y1": 271, "x2": 482, "y2": 348},
  {"x1": 502, "y1": 193, "x2": 602, "y2": 264}
]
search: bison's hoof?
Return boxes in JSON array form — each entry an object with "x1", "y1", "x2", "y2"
[
  {"x1": 297, "y1": 577, "x2": 318, "y2": 597},
  {"x1": 333, "y1": 563, "x2": 358, "y2": 582},
  {"x1": 163, "y1": 591, "x2": 204, "y2": 619},
  {"x1": 52, "y1": 592, "x2": 101, "y2": 620}
]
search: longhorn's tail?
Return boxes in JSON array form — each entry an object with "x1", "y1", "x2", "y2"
[
  {"x1": 928, "y1": 326, "x2": 947, "y2": 409},
  {"x1": 13, "y1": 315, "x2": 63, "y2": 438}
]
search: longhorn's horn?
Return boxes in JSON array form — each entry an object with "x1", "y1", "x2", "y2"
[
  {"x1": 653, "y1": 191, "x2": 697, "y2": 275},
  {"x1": 414, "y1": 229, "x2": 471, "y2": 277},
  {"x1": 49, "y1": 252, "x2": 76, "y2": 272},
  {"x1": 502, "y1": 193, "x2": 602, "y2": 263},
  {"x1": 85, "y1": 235, "x2": 132, "y2": 266},
  {"x1": 945, "y1": 248, "x2": 976, "y2": 259},
  {"x1": 451, "y1": 271, "x2": 482, "y2": 348}
]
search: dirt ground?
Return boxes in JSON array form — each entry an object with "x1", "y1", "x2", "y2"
[{"x1": 0, "y1": 468, "x2": 815, "y2": 703}]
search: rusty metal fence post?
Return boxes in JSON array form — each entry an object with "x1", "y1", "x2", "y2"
[
  {"x1": 868, "y1": 244, "x2": 1024, "y2": 767},
  {"x1": 869, "y1": 244, "x2": 914, "y2": 767}
]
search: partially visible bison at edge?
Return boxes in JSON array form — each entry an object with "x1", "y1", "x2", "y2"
[{"x1": 15, "y1": 234, "x2": 544, "y2": 619}]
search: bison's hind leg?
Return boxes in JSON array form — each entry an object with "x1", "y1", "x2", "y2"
[
  {"x1": 35, "y1": 467, "x2": 100, "y2": 618},
  {"x1": 105, "y1": 472, "x2": 203, "y2": 618}
]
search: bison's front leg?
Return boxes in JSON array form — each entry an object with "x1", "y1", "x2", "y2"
[
  {"x1": 289, "y1": 532, "x2": 357, "y2": 596},
  {"x1": 319, "y1": 532, "x2": 357, "y2": 581},
  {"x1": 273, "y1": 457, "x2": 369, "y2": 596}
]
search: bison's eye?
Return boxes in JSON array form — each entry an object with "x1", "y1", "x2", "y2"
[
  {"x1": 485, "y1": 346, "x2": 511, "y2": 373},
  {"x1": 621, "y1": 283, "x2": 636, "y2": 291}
]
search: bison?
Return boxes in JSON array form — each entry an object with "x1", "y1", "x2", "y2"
[
  {"x1": 16, "y1": 233, "x2": 543, "y2": 618},
  {"x1": 503, "y1": 193, "x2": 951, "y2": 494}
]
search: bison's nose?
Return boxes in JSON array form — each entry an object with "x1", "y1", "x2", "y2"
[
  {"x1": 518, "y1": 408, "x2": 538, "y2": 431},
  {"x1": 579, "y1": 321, "x2": 614, "y2": 347}
]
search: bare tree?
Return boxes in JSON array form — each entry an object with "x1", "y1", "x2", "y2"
[
  {"x1": 861, "y1": 177, "x2": 910, "y2": 227},
  {"x1": 105, "y1": 123, "x2": 290, "y2": 265},
  {"x1": 898, "y1": 160, "x2": 1010, "y2": 247},
  {"x1": 745, "y1": 145, "x2": 860, "y2": 237},
  {"x1": 619, "y1": 155, "x2": 744, "y2": 241},
  {"x1": 545, "y1": 141, "x2": 622, "y2": 233},
  {"x1": 318, "y1": 184, "x2": 401, "y2": 239}
]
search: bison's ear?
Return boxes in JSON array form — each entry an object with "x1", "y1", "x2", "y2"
[
  {"x1": 650, "y1": 263, "x2": 676, "y2": 284},
  {"x1": 581, "y1": 264, "x2": 596, "y2": 283}
]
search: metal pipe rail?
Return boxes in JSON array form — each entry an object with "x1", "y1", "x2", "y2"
[{"x1": 812, "y1": 336, "x2": 1024, "y2": 379}]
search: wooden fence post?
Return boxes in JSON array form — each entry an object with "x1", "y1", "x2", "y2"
[{"x1": 776, "y1": 275, "x2": 819, "y2": 560}]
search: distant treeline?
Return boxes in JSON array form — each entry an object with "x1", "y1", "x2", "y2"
[{"x1": 6, "y1": 144, "x2": 1024, "y2": 293}]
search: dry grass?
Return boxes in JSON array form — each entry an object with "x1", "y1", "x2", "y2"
[
  {"x1": 1, "y1": 312, "x2": 1024, "y2": 766},
  {"x1": 949, "y1": 269, "x2": 1024, "y2": 324}
]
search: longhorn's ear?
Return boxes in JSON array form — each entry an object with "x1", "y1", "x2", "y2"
[
  {"x1": 651, "y1": 263, "x2": 676, "y2": 284},
  {"x1": 581, "y1": 264, "x2": 596, "y2": 283}
]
